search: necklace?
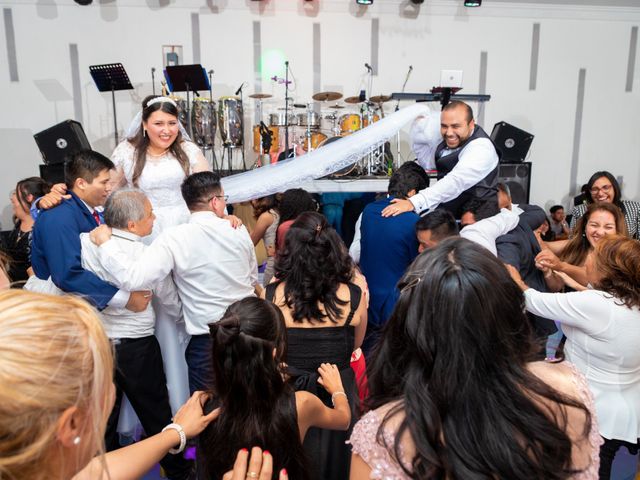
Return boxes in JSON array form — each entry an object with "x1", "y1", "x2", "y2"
[{"x1": 147, "y1": 147, "x2": 169, "y2": 157}]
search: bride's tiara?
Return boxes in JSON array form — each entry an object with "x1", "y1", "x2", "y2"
[{"x1": 146, "y1": 96, "x2": 177, "y2": 108}]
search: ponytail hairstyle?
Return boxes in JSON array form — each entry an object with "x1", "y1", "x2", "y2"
[
  {"x1": 199, "y1": 297, "x2": 309, "y2": 480},
  {"x1": 129, "y1": 95, "x2": 190, "y2": 187}
]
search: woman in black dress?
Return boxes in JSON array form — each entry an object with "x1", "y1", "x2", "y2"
[
  {"x1": 1, "y1": 177, "x2": 49, "y2": 285},
  {"x1": 264, "y1": 211, "x2": 368, "y2": 480}
]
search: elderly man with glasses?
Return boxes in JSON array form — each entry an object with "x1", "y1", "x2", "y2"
[{"x1": 91, "y1": 171, "x2": 258, "y2": 394}]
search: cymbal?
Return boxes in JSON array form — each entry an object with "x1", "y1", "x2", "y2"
[
  {"x1": 312, "y1": 91, "x2": 342, "y2": 102},
  {"x1": 370, "y1": 95, "x2": 392, "y2": 103},
  {"x1": 329, "y1": 104, "x2": 345, "y2": 109},
  {"x1": 344, "y1": 96, "x2": 362, "y2": 104},
  {"x1": 248, "y1": 93, "x2": 272, "y2": 99}
]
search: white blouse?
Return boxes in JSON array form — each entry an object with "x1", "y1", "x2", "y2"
[{"x1": 524, "y1": 288, "x2": 640, "y2": 442}]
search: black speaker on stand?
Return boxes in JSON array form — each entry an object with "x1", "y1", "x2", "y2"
[
  {"x1": 490, "y1": 122, "x2": 534, "y2": 163},
  {"x1": 498, "y1": 162, "x2": 532, "y2": 204},
  {"x1": 33, "y1": 120, "x2": 91, "y2": 185}
]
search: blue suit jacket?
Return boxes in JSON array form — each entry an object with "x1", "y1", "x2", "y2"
[
  {"x1": 31, "y1": 191, "x2": 118, "y2": 309},
  {"x1": 359, "y1": 197, "x2": 420, "y2": 327}
]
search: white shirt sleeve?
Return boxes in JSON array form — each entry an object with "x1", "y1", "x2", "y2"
[
  {"x1": 409, "y1": 137, "x2": 499, "y2": 214},
  {"x1": 98, "y1": 235, "x2": 176, "y2": 291},
  {"x1": 524, "y1": 289, "x2": 613, "y2": 336},
  {"x1": 410, "y1": 113, "x2": 441, "y2": 170},
  {"x1": 154, "y1": 274, "x2": 182, "y2": 320},
  {"x1": 460, "y1": 208, "x2": 520, "y2": 256},
  {"x1": 243, "y1": 227, "x2": 259, "y2": 287},
  {"x1": 349, "y1": 213, "x2": 363, "y2": 264}
]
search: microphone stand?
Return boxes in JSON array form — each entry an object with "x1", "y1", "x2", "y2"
[
  {"x1": 395, "y1": 66, "x2": 412, "y2": 166},
  {"x1": 151, "y1": 67, "x2": 156, "y2": 95},
  {"x1": 284, "y1": 61, "x2": 290, "y2": 158}
]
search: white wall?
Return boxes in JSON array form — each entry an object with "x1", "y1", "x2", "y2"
[{"x1": 0, "y1": 0, "x2": 639, "y2": 227}]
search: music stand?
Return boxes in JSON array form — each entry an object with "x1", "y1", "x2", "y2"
[
  {"x1": 89, "y1": 63, "x2": 134, "y2": 145},
  {"x1": 164, "y1": 64, "x2": 211, "y2": 139}
]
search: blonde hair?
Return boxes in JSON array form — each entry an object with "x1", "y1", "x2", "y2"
[{"x1": 0, "y1": 290, "x2": 113, "y2": 479}]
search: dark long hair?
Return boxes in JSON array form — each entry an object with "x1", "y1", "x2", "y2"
[
  {"x1": 561, "y1": 202, "x2": 627, "y2": 266},
  {"x1": 585, "y1": 171, "x2": 624, "y2": 211},
  {"x1": 252, "y1": 194, "x2": 279, "y2": 219},
  {"x1": 274, "y1": 212, "x2": 353, "y2": 323},
  {"x1": 366, "y1": 238, "x2": 592, "y2": 479},
  {"x1": 199, "y1": 297, "x2": 309, "y2": 480},
  {"x1": 129, "y1": 95, "x2": 190, "y2": 187},
  {"x1": 14, "y1": 177, "x2": 50, "y2": 220},
  {"x1": 593, "y1": 234, "x2": 640, "y2": 310}
]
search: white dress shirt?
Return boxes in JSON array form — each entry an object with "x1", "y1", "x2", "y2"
[
  {"x1": 460, "y1": 207, "x2": 521, "y2": 256},
  {"x1": 98, "y1": 211, "x2": 258, "y2": 335},
  {"x1": 524, "y1": 288, "x2": 640, "y2": 442},
  {"x1": 409, "y1": 114, "x2": 499, "y2": 214}
]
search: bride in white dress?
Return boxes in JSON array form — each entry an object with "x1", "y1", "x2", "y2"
[{"x1": 111, "y1": 95, "x2": 209, "y2": 420}]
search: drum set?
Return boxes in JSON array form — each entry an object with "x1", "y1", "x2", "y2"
[
  {"x1": 164, "y1": 87, "x2": 393, "y2": 177},
  {"x1": 250, "y1": 91, "x2": 393, "y2": 177}
]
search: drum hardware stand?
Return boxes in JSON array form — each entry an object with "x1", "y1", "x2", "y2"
[
  {"x1": 234, "y1": 82, "x2": 247, "y2": 171},
  {"x1": 394, "y1": 65, "x2": 413, "y2": 168},
  {"x1": 164, "y1": 64, "x2": 211, "y2": 141},
  {"x1": 206, "y1": 69, "x2": 218, "y2": 166},
  {"x1": 89, "y1": 63, "x2": 134, "y2": 146}
]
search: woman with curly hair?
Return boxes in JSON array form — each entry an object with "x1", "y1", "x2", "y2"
[
  {"x1": 351, "y1": 237, "x2": 600, "y2": 479},
  {"x1": 511, "y1": 234, "x2": 640, "y2": 479},
  {"x1": 263, "y1": 211, "x2": 367, "y2": 479}
]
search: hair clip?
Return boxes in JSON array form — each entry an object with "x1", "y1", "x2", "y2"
[
  {"x1": 146, "y1": 96, "x2": 177, "y2": 108},
  {"x1": 315, "y1": 224, "x2": 322, "y2": 233},
  {"x1": 400, "y1": 276, "x2": 421, "y2": 294}
]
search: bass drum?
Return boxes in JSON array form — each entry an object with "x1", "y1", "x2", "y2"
[
  {"x1": 218, "y1": 96, "x2": 244, "y2": 147},
  {"x1": 318, "y1": 136, "x2": 359, "y2": 177},
  {"x1": 301, "y1": 131, "x2": 328, "y2": 152},
  {"x1": 191, "y1": 97, "x2": 217, "y2": 147}
]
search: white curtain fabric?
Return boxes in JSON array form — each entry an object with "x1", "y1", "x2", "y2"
[{"x1": 222, "y1": 103, "x2": 432, "y2": 203}]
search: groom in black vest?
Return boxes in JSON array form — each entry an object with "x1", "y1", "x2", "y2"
[{"x1": 382, "y1": 100, "x2": 500, "y2": 219}]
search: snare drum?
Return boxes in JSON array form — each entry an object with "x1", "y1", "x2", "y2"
[
  {"x1": 339, "y1": 114, "x2": 361, "y2": 135},
  {"x1": 269, "y1": 112, "x2": 298, "y2": 127},
  {"x1": 301, "y1": 131, "x2": 328, "y2": 152},
  {"x1": 218, "y1": 96, "x2": 244, "y2": 147},
  {"x1": 252, "y1": 124, "x2": 280, "y2": 153},
  {"x1": 297, "y1": 111, "x2": 321, "y2": 129},
  {"x1": 191, "y1": 97, "x2": 217, "y2": 147}
]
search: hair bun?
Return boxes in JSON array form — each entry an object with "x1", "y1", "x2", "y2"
[{"x1": 210, "y1": 321, "x2": 241, "y2": 346}]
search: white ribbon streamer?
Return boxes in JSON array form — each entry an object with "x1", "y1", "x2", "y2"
[{"x1": 222, "y1": 103, "x2": 432, "y2": 204}]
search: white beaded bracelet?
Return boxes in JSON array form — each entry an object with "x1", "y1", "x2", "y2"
[
  {"x1": 331, "y1": 391, "x2": 347, "y2": 407},
  {"x1": 162, "y1": 423, "x2": 186, "y2": 454}
]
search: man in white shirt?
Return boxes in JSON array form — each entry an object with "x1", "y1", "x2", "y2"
[
  {"x1": 382, "y1": 101, "x2": 499, "y2": 219},
  {"x1": 91, "y1": 171, "x2": 258, "y2": 393}
]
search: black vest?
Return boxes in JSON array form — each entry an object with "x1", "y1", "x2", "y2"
[{"x1": 434, "y1": 125, "x2": 500, "y2": 218}]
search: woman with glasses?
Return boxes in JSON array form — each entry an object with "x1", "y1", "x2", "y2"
[{"x1": 568, "y1": 171, "x2": 640, "y2": 239}]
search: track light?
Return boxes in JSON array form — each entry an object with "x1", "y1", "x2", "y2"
[
  {"x1": 73, "y1": 0, "x2": 93, "y2": 4},
  {"x1": 356, "y1": 0, "x2": 373, "y2": 5},
  {"x1": 410, "y1": 0, "x2": 425, "y2": 3},
  {"x1": 464, "y1": 0, "x2": 481, "y2": 6}
]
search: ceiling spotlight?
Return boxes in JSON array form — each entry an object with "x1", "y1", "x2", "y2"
[
  {"x1": 73, "y1": 0, "x2": 93, "y2": 4},
  {"x1": 356, "y1": 0, "x2": 373, "y2": 5},
  {"x1": 464, "y1": 0, "x2": 481, "y2": 6},
  {"x1": 410, "y1": 0, "x2": 425, "y2": 3}
]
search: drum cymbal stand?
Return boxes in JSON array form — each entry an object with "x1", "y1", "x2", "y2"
[
  {"x1": 234, "y1": 82, "x2": 247, "y2": 171},
  {"x1": 394, "y1": 65, "x2": 413, "y2": 169},
  {"x1": 305, "y1": 103, "x2": 313, "y2": 152}
]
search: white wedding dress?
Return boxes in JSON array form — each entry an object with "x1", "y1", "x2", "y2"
[{"x1": 111, "y1": 140, "x2": 206, "y2": 432}]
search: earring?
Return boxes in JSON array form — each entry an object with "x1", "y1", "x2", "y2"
[
  {"x1": 143, "y1": 129, "x2": 147, "y2": 138},
  {"x1": 73, "y1": 436, "x2": 81, "y2": 446}
]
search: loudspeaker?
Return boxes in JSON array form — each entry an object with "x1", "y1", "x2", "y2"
[
  {"x1": 498, "y1": 162, "x2": 531, "y2": 205},
  {"x1": 490, "y1": 121, "x2": 534, "y2": 163},
  {"x1": 33, "y1": 120, "x2": 91, "y2": 165},
  {"x1": 39, "y1": 163, "x2": 66, "y2": 185}
]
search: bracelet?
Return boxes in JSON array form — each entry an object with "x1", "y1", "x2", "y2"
[
  {"x1": 331, "y1": 391, "x2": 347, "y2": 407},
  {"x1": 162, "y1": 423, "x2": 186, "y2": 454}
]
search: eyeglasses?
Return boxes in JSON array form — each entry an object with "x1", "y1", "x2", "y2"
[
  {"x1": 590, "y1": 184, "x2": 613, "y2": 195},
  {"x1": 207, "y1": 194, "x2": 229, "y2": 203}
]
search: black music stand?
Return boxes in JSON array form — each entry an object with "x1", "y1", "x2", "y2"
[
  {"x1": 89, "y1": 63, "x2": 133, "y2": 145},
  {"x1": 164, "y1": 64, "x2": 211, "y2": 140}
]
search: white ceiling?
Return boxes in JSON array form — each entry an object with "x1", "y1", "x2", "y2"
[{"x1": 485, "y1": 0, "x2": 640, "y2": 7}]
